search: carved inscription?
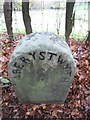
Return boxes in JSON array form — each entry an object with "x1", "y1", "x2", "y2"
[
  {"x1": 8, "y1": 32, "x2": 76, "y2": 103},
  {"x1": 12, "y1": 51, "x2": 72, "y2": 76}
]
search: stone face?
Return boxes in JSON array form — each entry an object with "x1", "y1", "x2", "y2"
[{"x1": 8, "y1": 32, "x2": 76, "y2": 103}]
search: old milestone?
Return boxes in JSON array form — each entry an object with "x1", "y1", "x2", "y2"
[{"x1": 8, "y1": 32, "x2": 76, "y2": 103}]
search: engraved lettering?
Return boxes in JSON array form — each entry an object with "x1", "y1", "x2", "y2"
[
  {"x1": 39, "y1": 52, "x2": 46, "y2": 60},
  {"x1": 13, "y1": 62, "x2": 24, "y2": 69},
  {"x1": 58, "y1": 54, "x2": 62, "y2": 63},
  {"x1": 48, "y1": 52, "x2": 57, "y2": 60},
  {"x1": 66, "y1": 69, "x2": 72, "y2": 76},
  {"x1": 28, "y1": 52, "x2": 36, "y2": 60},
  {"x1": 59, "y1": 59, "x2": 66, "y2": 64},
  {"x1": 12, "y1": 70, "x2": 21, "y2": 74},
  {"x1": 64, "y1": 64, "x2": 71, "y2": 69},
  {"x1": 20, "y1": 57, "x2": 30, "y2": 64}
]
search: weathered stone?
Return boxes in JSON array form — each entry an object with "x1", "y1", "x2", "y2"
[{"x1": 8, "y1": 32, "x2": 76, "y2": 103}]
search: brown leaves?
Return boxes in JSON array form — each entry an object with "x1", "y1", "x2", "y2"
[{"x1": 1, "y1": 33, "x2": 90, "y2": 119}]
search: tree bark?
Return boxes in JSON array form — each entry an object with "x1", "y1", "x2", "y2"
[
  {"x1": 86, "y1": 31, "x2": 90, "y2": 42},
  {"x1": 87, "y1": 2, "x2": 90, "y2": 42},
  {"x1": 65, "y1": 0, "x2": 75, "y2": 40},
  {"x1": 3, "y1": 0, "x2": 13, "y2": 39},
  {"x1": 22, "y1": 0, "x2": 32, "y2": 34}
]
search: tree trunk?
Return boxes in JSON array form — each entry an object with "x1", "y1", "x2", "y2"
[
  {"x1": 87, "y1": 2, "x2": 90, "y2": 42},
  {"x1": 3, "y1": 0, "x2": 13, "y2": 40},
  {"x1": 65, "y1": 0, "x2": 75, "y2": 40},
  {"x1": 22, "y1": 0, "x2": 32, "y2": 34},
  {"x1": 86, "y1": 31, "x2": 90, "y2": 42}
]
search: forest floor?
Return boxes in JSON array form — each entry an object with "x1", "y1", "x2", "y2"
[{"x1": 0, "y1": 33, "x2": 90, "y2": 119}]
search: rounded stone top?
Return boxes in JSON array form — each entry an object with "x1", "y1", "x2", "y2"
[
  {"x1": 10, "y1": 32, "x2": 72, "y2": 58},
  {"x1": 8, "y1": 32, "x2": 76, "y2": 103}
]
